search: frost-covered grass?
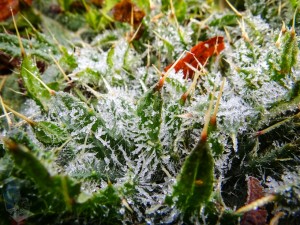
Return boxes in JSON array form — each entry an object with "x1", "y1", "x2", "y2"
[{"x1": 0, "y1": 0, "x2": 299, "y2": 224}]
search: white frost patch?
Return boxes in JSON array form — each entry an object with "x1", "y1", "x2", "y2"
[
  {"x1": 73, "y1": 47, "x2": 108, "y2": 74},
  {"x1": 218, "y1": 95, "x2": 255, "y2": 133}
]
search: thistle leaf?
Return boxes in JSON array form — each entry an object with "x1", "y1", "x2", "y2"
[
  {"x1": 0, "y1": 33, "x2": 58, "y2": 61},
  {"x1": 20, "y1": 55, "x2": 52, "y2": 111},
  {"x1": 33, "y1": 121, "x2": 69, "y2": 145},
  {"x1": 3, "y1": 138, "x2": 81, "y2": 211},
  {"x1": 136, "y1": 85, "x2": 163, "y2": 143},
  {"x1": 168, "y1": 140, "x2": 214, "y2": 214},
  {"x1": 279, "y1": 31, "x2": 298, "y2": 74},
  {"x1": 76, "y1": 184, "x2": 121, "y2": 222}
]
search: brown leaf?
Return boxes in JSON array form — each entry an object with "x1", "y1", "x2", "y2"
[
  {"x1": 164, "y1": 36, "x2": 225, "y2": 79},
  {"x1": 0, "y1": 0, "x2": 19, "y2": 21},
  {"x1": 246, "y1": 176, "x2": 265, "y2": 204},
  {"x1": 241, "y1": 176, "x2": 268, "y2": 225},
  {"x1": 0, "y1": 0, "x2": 32, "y2": 21},
  {"x1": 112, "y1": 0, "x2": 145, "y2": 26},
  {"x1": 241, "y1": 210, "x2": 268, "y2": 225}
]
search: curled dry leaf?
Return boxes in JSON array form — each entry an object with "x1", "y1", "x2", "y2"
[
  {"x1": 112, "y1": 0, "x2": 145, "y2": 27},
  {"x1": 164, "y1": 36, "x2": 225, "y2": 79},
  {"x1": 0, "y1": 0, "x2": 32, "y2": 21}
]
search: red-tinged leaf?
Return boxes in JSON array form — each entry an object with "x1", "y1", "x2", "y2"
[
  {"x1": 164, "y1": 36, "x2": 225, "y2": 79},
  {"x1": 246, "y1": 176, "x2": 265, "y2": 204},
  {"x1": 241, "y1": 210, "x2": 268, "y2": 225},
  {"x1": 0, "y1": 0, "x2": 19, "y2": 21},
  {"x1": 241, "y1": 176, "x2": 268, "y2": 225},
  {"x1": 0, "y1": 0, "x2": 32, "y2": 21}
]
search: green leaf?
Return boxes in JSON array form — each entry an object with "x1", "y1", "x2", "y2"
[
  {"x1": 53, "y1": 92, "x2": 104, "y2": 132},
  {"x1": 76, "y1": 68, "x2": 100, "y2": 85},
  {"x1": 57, "y1": 0, "x2": 73, "y2": 11},
  {"x1": 59, "y1": 47, "x2": 78, "y2": 70},
  {"x1": 20, "y1": 55, "x2": 52, "y2": 111},
  {"x1": 3, "y1": 138, "x2": 54, "y2": 190},
  {"x1": 161, "y1": 0, "x2": 187, "y2": 22},
  {"x1": 85, "y1": 7, "x2": 103, "y2": 31},
  {"x1": 280, "y1": 31, "x2": 298, "y2": 74},
  {"x1": 289, "y1": 0, "x2": 299, "y2": 8},
  {"x1": 271, "y1": 31, "x2": 299, "y2": 81},
  {"x1": 209, "y1": 15, "x2": 238, "y2": 28},
  {"x1": 169, "y1": 140, "x2": 214, "y2": 214},
  {"x1": 75, "y1": 184, "x2": 122, "y2": 223},
  {"x1": 173, "y1": 0, "x2": 187, "y2": 22},
  {"x1": 208, "y1": 134, "x2": 224, "y2": 156},
  {"x1": 58, "y1": 12, "x2": 86, "y2": 32},
  {"x1": 132, "y1": 0, "x2": 150, "y2": 14},
  {"x1": 0, "y1": 73, "x2": 25, "y2": 113},
  {"x1": 53, "y1": 92, "x2": 133, "y2": 151},
  {"x1": 0, "y1": 33, "x2": 58, "y2": 61},
  {"x1": 41, "y1": 16, "x2": 73, "y2": 46},
  {"x1": 107, "y1": 46, "x2": 115, "y2": 69},
  {"x1": 0, "y1": 33, "x2": 25, "y2": 57},
  {"x1": 33, "y1": 121, "x2": 69, "y2": 145},
  {"x1": 164, "y1": 102, "x2": 183, "y2": 151},
  {"x1": 3, "y1": 138, "x2": 81, "y2": 211},
  {"x1": 91, "y1": 33, "x2": 118, "y2": 47}
]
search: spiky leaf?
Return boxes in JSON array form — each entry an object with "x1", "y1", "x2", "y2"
[
  {"x1": 136, "y1": 86, "x2": 163, "y2": 143},
  {"x1": 20, "y1": 55, "x2": 52, "y2": 110},
  {"x1": 33, "y1": 121, "x2": 69, "y2": 145},
  {"x1": 168, "y1": 139, "x2": 214, "y2": 215}
]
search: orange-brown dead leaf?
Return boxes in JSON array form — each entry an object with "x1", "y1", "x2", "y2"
[
  {"x1": 0, "y1": 0, "x2": 19, "y2": 21},
  {"x1": 0, "y1": 0, "x2": 32, "y2": 21},
  {"x1": 112, "y1": 0, "x2": 145, "y2": 27},
  {"x1": 164, "y1": 36, "x2": 225, "y2": 79}
]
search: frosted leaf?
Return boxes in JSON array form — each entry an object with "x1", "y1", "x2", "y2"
[
  {"x1": 73, "y1": 47, "x2": 108, "y2": 75},
  {"x1": 3, "y1": 1, "x2": 300, "y2": 223},
  {"x1": 151, "y1": 16, "x2": 193, "y2": 62},
  {"x1": 251, "y1": 81, "x2": 287, "y2": 107},
  {"x1": 81, "y1": 180, "x2": 100, "y2": 194},
  {"x1": 112, "y1": 39, "x2": 129, "y2": 71},
  {"x1": 20, "y1": 99, "x2": 41, "y2": 119},
  {"x1": 217, "y1": 79, "x2": 257, "y2": 133},
  {"x1": 70, "y1": 116, "x2": 96, "y2": 137},
  {"x1": 91, "y1": 29, "x2": 120, "y2": 46},
  {"x1": 65, "y1": 152, "x2": 101, "y2": 179}
]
